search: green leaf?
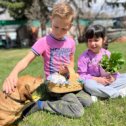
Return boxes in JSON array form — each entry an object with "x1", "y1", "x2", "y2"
[{"x1": 100, "y1": 52, "x2": 125, "y2": 73}]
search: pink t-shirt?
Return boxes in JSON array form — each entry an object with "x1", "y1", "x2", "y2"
[{"x1": 32, "y1": 34, "x2": 75, "y2": 78}]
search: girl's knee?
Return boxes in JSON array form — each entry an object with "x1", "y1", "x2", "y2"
[
  {"x1": 84, "y1": 80, "x2": 101, "y2": 96},
  {"x1": 85, "y1": 79, "x2": 95, "y2": 85},
  {"x1": 84, "y1": 79, "x2": 97, "y2": 90}
]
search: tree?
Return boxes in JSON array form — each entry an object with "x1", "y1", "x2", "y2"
[
  {"x1": 67, "y1": 0, "x2": 126, "y2": 43},
  {"x1": 0, "y1": 1, "x2": 6, "y2": 15},
  {"x1": 106, "y1": 0, "x2": 126, "y2": 9},
  {"x1": 0, "y1": 0, "x2": 30, "y2": 19},
  {"x1": 25, "y1": 0, "x2": 50, "y2": 23},
  {"x1": 0, "y1": 0, "x2": 51, "y2": 21}
]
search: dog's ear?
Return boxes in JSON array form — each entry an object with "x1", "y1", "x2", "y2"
[{"x1": 19, "y1": 84, "x2": 33, "y2": 102}]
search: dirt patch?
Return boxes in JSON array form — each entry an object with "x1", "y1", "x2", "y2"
[{"x1": 113, "y1": 36, "x2": 126, "y2": 43}]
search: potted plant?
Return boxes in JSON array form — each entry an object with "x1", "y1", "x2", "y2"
[{"x1": 100, "y1": 52, "x2": 125, "y2": 77}]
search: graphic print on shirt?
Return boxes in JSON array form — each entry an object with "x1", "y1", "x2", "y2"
[{"x1": 50, "y1": 48, "x2": 71, "y2": 74}]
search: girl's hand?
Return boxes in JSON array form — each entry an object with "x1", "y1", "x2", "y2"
[
  {"x1": 3, "y1": 74, "x2": 18, "y2": 94},
  {"x1": 92, "y1": 77, "x2": 110, "y2": 86},
  {"x1": 106, "y1": 75, "x2": 116, "y2": 83}
]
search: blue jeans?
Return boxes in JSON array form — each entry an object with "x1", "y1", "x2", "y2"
[{"x1": 84, "y1": 73, "x2": 126, "y2": 98}]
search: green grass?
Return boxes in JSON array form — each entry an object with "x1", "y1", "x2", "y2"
[{"x1": 1, "y1": 42, "x2": 126, "y2": 126}]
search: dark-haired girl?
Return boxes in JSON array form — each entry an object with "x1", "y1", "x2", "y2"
[{"x1": 77, "y1": 24, "x2": 126, "y2": 99}]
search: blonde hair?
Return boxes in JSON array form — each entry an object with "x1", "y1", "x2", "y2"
[{"x1": 52, "y1": 2, "x2": 74, "y2": 22}]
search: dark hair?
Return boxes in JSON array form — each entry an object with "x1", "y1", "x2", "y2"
[
  {"x1": 84, "y1": 24, "x2": 108, "y2": 49},
  {"x1": 85, "y1": 24, "x2": 106, "y2": 39}
]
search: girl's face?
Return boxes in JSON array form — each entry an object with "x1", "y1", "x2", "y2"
[
  {"x1": 51, "y1": 16, "x2": 72, "y2": 39},
  {"x1": 87, "y1": 37, "x2": 105, "y2": 54}
]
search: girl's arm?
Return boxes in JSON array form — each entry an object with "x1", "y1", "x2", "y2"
[
  {"x1": 77, "y1": 55, "x2": 93, "y2": 80},
  {"x1": 92, "y1": 76, "x2": 113, "y2": 85},
  {"x1": 3, "y1": 51, "x2": 36, "y2": 94}
]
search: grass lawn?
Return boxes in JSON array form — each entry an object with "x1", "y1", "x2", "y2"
[{"x1": 0, "y1": 42, "x2": 126, "y2": 126}]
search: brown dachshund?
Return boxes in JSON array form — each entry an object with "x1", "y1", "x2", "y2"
[{"x1": 0, "y1": 75, "x2": 43, "y2": 126}]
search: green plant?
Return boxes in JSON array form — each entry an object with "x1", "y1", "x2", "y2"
[{"x1": 100, "y1": 52, "x2": 125, "y2": 74}]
